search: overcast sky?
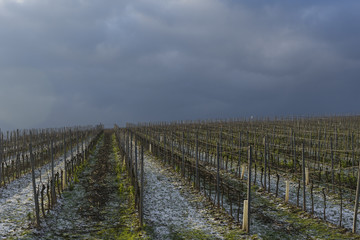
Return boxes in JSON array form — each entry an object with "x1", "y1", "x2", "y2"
[{"x1": 0, "y1": 0, "x2": 359, "y2": 130}]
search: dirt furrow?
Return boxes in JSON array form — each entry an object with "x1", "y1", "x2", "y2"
[{"x1": 26, "y1": 131, "x2": 141, "y2": 239}]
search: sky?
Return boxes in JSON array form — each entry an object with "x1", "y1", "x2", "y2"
[{"x1": 0, "y1": 0, "x2": 359, "y2": 130}]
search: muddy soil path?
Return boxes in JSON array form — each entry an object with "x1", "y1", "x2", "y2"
[
  {"x1": 81, "y1": 130, "x2": 116, "y2": 222},
  {"x1": 27, "y1": 130, "x2": 129, "y2": 239}
]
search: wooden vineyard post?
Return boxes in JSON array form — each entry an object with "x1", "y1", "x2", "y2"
[
  {"x1": 311, "y1": 181, "x2": 314, "y2": 214},
  {"x1": 70, "y1": 129, "x2": 73, "y2": 160},
  {"x1": 30, "y1": 133, "x2": 40, "y2": 227},
  {"x1": 242, "y1": 200, "x2": 248, "y2": 231},
  {"x1": 135, "y1": 139, "x2": 138, "y2": 181},
  {"x1": 217, "y1": 143, "x2": 220, "y2": 208},
  {"x1": 41, "y1": 184, "x2": 45, "y2": 217},
  {"x1": 352, "y1": 158, "x2": 360, "y2": 233},
  {"x1": 335, "y1": 127, "x2": 337, "y2": 172},
  {"x1": 238, "y1": 131, "x2": 242, "y2": 177},
  {"x1": 16, "y1": 129, "x2": 19, "y2": 178},
  {"x1": 140, "y1": 145, "x2": 144, "y2": 228},
  {"x1": 220, "y1": 129, "x2": 222, "y2": 169},
  {"x1": 196, "y1": 132, "x2": 199, "y2": 189},
  {"x1": 182, "y1": 132, "x2": 185, "y2": 177},
  {"x1": 352, "y1": 132, "x2": 355, "y2": 176},
  {"x1": 81, "y1": 132, "x2": 84, "y2": 160},
  {"x1": 263, "y1": 136, "x2": 267, "y2": 191},
  {"x1": 241, "y1": 164, "x2": 246, "y2": 180},
  {"x1": 51, "y1": 139, "x2": 55, "y2": 207},
  {"x1": 230, "y1": 129, "x2": 234, "y2": 171},
  {"x1": 135, "y1": 139, "x2": 138, "y2": 209},
  {"x1": 63, "y1": 129, "x2": 67, "y2": 187},
  {"x1": 339, "y1": 173, "x2": 343, "y2": 227},
  {"x1": 323, "y1": 188, "x2": 326, "y2": 221},
  {"x1": 317, "y1": 130, "x2": 321, "y2": 173},
  {"x1": 130, "y1": 132, "x2": 133, "y2": 178},
  {"x1": 206, "y1": 130, "x2": 209, "y2": 163},
  {"x1": 186, "y1": 129, "x2": 190, "y2": 156},
  {"x1": 293, "y1": 131, "x2": 296, "y2": 173},
  {"x1": 0, "y1": 129, "x2": 2, "y2": 187},
  {"x1": 302, "y1": 142, "x2": 306, "y2": 211},
  {"x1": 305, "y1": 168, "x2": 309, "y2": 186},
  {"x1": 164, "y1": 131, "x2": 166, "y2": 164},
  {"x1": 171, "y1": 131, "x2": 174, "y2": 167},
  {"x1": 276, "y1": 174, "x2": 280, "y2": 198},
  {"x1": 245, "y1": 145, "x2": 253, "y2": 234},
  {"x1": 285, "y1": 181, "x2": 290, "y2": 203},
  {"x1": 237, "y1": 192, "x2": 241, "y2": 223},
  {"x1": 268, "y1": 167, "x2": 271, "y2": 193},
  {"x1": 76, "y1": 130, "x2": 79, "y2": 155},
  {"x1": 209, "y1": 130, "x2": 212, "y2": 165},
  {"x1": 331, "y1": 137, "x2": 335, "y2": 191},
  {"x1": 125, "y1": 130, "x2": 131, "y2": 167},
  {"x1": 254, "y1": 164, "x2": 257, "y2": 185}
]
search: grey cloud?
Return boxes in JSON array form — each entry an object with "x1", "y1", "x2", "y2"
[{"x1": 0, "y1": 0, "x2": 359, "y2": 130}]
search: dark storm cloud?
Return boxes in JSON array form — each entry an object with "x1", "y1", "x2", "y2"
[{"x1": 0, "y1": 0, "x2": 359, "y2": 130}]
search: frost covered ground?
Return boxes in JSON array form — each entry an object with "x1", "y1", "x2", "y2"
[
  {"x1": 185, "y1": 146, "x2": 357, "y2": 231},
  {"x1": 149, "y1": 143, "x2": 360, "y2": 239},
  {"x1": 143, "y1": 152, "x2": 234, "y2": 240},
  {"x1": 23, "y1": 132, "x2": 143, "y2": 240},
  {"x1": 26, "y1": 137, "x2": 117, "y2": 239},
  {"x1": 0, "y1": 142, "x2": 90, "y2": 240},
  {"x1": 2, "y1": 131, "x2": 359, "y2": 239}
]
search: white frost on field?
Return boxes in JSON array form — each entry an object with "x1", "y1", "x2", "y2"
[
  {"x1": 185, "y1": 145, "x2": 357, "y2": 231},
  {"x1": 143, "y1": 153, "x2": 224, "y2": 239},
  {"x1": 0, "y1": 143, "x2": 89, "y2": 240}
]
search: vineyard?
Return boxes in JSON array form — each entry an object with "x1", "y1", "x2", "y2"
[{"x1": 2, "y1": 116, "x2": 360, "y2": 239}]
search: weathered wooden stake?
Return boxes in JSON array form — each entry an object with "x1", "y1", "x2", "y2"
[
  {"x1": 311, "y1": 181, "x2": 314, "y2": 214},
  {"x1": 182, "y1": 132, "x2": 185, "y2": 177},
  {"x1": 135, "y1": 139, "x2": 138, "y2": 181},
  {"x1": 70, "y1": 129, "x2": 73, "y2": 160},
  {"x1": 352, "y1": 132, "x2": 355, "y2": 176},
  {"x1": 140, "y1": 145, "x2": 144, "y2": 227},
  {"x1": 63, "y1": 129, "x2": 67, "y2": 187},
  {"x1": 263, "y1": 136, "x2": 267, "y2": 191},
  {"x1": 285, "y1": 181, "x2": 290, "y2": 203},
  {"x1": 246, "y1": 145, "x2": 252, "y2": 234},
  {"x1": 0, "y1": 129, "x2": 2, "y2": 187},
  {"x1": 352, "y1": 158, "x2": 360, "y2": 233},
  {"x1": 302, "y1": 142, "x2": 306, "y2": 211},
  {"x1": 275, "y1": 174, "x2": 279, "y2": 198},
  {"x1": 164, "y1": 132, "x2": 166, "y2": 164},
  {"x1": 293, "y1": 132, "x2": 296, "y2": 173},
  {"x1": 296, "y1": 180, "x2": 300, "y2": 207},
  {"x1": 241, "y1": 164, "x2": 245, "y2": 180},
  {"x1": 196, "y1": 132, "x2": 199, "y2": 188},
  {"x1": 30, "y1": 134, "x2": 40, "y2": 227},
  {"x1": 242, "y1": 200, "x2": 249, "y2": 231},
  {"x1": 51, "y1": 139, "x2": 55, "y2": 206},
  {"x1": 330, "y1": 137, "x2": 335, "y2": 191},
  {"x1": 41, "y1": 184, "x2": 46, "y2": 217},
  {"x1": 323, "y1": 188, "x2": 326, "y2": 221},
  {"x1": 238, "y1": 132, "x2": 242, "y2": 177},
  {"x1": 268, "y1": 167, "x2": 270, "y2": 192},
  {"x1": 217, "y1": 143, "x2": 220, "y2": 208},
  {"x1": 305, "y1": 168, "x2": 309, "y2": 186}
]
